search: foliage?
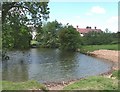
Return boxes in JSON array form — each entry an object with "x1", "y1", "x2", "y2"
[
  {"x1": 2, "y1": 2, "x2": 49, "y2": 50},
  {"x1": 59, "y1": 25, "x2": 81, "y2": 51},
  {"x1": 2, "y1": 24, "x2": 32, "y2": 49},
  {"x1": 81, "y1": 31, "x2": 119, "y2": 45},
  {"x1": 63, "y1": 76, "x2": 118, "y2": 90},
  {"x1": 36, "y1": 20, "x2": 62, "y2": 48},
  {"x1": 2, "y1": 80, "x2": 47, "y2": 91},
  {"x1": 2, "y1": 2, "x2": 49, "y2": 25}
]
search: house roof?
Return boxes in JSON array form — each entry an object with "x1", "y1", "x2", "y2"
[{"x1": 76, "y1": 28, "x2": 102, "y2": 34}]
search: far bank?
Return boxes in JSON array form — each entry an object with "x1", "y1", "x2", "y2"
[{"x1": 79, "y1": 44, "x2": 119, "y2": 70}]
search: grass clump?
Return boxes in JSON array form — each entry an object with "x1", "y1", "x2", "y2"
[
  {"x1": 2, "y1": 80, "x2": 47, "y2": 91},
  {"x1": 111, "y1": 70, "x2": 120, "y2": 80},
  {"x1": 63, "y1": 76, "x2": 118, "y2": 90}
]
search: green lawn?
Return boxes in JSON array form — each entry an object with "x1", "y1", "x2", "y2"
[
  {"x1": 2, "y1": 80, "x2": 47, "y2": 91},
  {"x1": 63, "y1": 76, "x2": 118, "y2": 90},
  {"x1": 63, "y1": 70, "x2": 119, "y2": 91},
  {"x1": 111, "y1": 70, "x2": 120, "y2": 80},
  {"x1": 80, "y1": 44, "x2": 119, "y2": 53},
  {"x1": 30, "y1": 40, "x2": 39, "y2": 45}
]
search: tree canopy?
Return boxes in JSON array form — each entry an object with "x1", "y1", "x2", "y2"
[
  {"x1": 2, "y1": 2, "x2": 50, "y2": 49},
  {"x1": 81, "y1": 30, "x2": 119, "y2": 45},
  {"x1": 59, "y1": 25, "x2": 81, "y2": 51},
  {"x1": 2, "y1": 2, "x2": 49, "y2": 25},
  {"x1": 36, "y1": 20, "x2": 62, "y2": 48}
]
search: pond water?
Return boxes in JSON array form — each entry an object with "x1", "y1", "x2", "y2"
[{"x1": 2, "y1": 48, "x2": 112, "y2": 83}]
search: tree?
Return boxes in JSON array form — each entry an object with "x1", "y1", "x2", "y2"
[
  {"x1": 2, "y1": 2, "x2": 49, "y2": 60},
  {"x1": 2, "y1": 2, "x2": 50, "y2": 49},
  {"x1": 2, "y1": 2, "x2": 49, "y2": 25},
  {"x1": 36, "y1": 20, "x2": 62, "y2": 48},
  {"x1": 59, "y1": 25, "x2": 81, "y2": 51}
]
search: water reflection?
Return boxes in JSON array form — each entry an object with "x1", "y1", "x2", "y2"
[
  {"x1": 2, "y1": 58, "x2": 29, "y2": 82},
  {"x1": 2, "y1": 48, "x2": 112, "y2": 83}
]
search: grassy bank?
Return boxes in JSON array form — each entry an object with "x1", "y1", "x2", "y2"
[
  {"x1": 80, "y1": 44, "x2": 119, "y2": 53},
  {"x1": 1, "y1": 71, "x2": 119, "y2": 91},
  {"x1": 63, "y1": 70, "x2": 119, "y2": 90},
  {"x1": 2, "y1": 80, "x2": 47, "y2": 91}
]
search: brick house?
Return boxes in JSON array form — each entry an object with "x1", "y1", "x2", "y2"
[{"x1": 76, "y1": 26, "x2": 102, "y2": 36}]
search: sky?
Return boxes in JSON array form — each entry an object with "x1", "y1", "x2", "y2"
[{"x1": 48, "y1": 2, "x2": 118, "y2": 33}]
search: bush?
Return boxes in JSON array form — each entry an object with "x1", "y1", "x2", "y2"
[{"x1": 59, "y1": 25, "x2": 81, "y2": 51}]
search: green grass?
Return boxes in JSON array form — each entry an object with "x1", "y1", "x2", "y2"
[
  {"x1": 63, "y1": 70, "x2": 120, "y2": 91},
  {"x1": 63, "y1": 76, "x2": 118, "y2": 90},
  {"x1": 111, "y1": 70, "x2": 120, "y2": 80},
  {"x1": 80, "y1": 44, "x2": 119, "y2": 53},
  {"x1": 30, "y1": 40, "x2": 39, "y2": 45},
  {"x1": 2, "y1": 80, "x2": 47, "y2": 91}
]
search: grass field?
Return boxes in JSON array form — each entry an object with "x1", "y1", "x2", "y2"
[
  {"x1": 80, "y1": 44, "x2": 119, "y2": 53},
  {"x1": 30, "y1": 40, "x2": 39, "y2": 45},
  {"x1": 2, "y1": 80, "x2": 47, "y2": 91},
  {"x1": 63, "y1": 70, "x2": 119, "y2": 90}
]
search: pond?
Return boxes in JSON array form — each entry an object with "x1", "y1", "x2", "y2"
[{"x1": 2, "y1": 48, "x2": 112, "y2": 83}]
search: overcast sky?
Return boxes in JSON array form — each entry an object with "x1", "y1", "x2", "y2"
[{"x1": 48, "y1": 2, "x2": 118, "y2": 33}]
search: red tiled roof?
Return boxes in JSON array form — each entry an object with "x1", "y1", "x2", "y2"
[{"x1": 77, "y1": 28, "x2": 102, "y2": 34}]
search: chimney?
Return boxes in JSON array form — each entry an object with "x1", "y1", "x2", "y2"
[
  {"x1": 95, "y1": 26, "x2": 97, "y2": 29},
  {"x1": 76, "y1": 25, "x2": 79, "y2": 28},
  {"x1": 86, "y1": 26, "x2": 92, "y2": 29},
  {"x1": 86, "y1": 26, "x2": 89, "y2": 29}
]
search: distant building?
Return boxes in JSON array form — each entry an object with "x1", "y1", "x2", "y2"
[
  {"x1": 76, "y1": 26, "x2": 102, "y2": 36},
  {"x1": 27, "y1": 25, "x2": 37, "y2": 39}
]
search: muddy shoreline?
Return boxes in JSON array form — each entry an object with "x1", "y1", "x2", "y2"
[{"x1": 43, "y1": 69, "x2": 114, "y2": 90}]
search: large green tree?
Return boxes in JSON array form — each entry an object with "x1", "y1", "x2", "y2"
[
  {"x1": 2, "y1": 2, "x2": 49, "y2": 60},
  {"x1": 2, "y1": 2, "x2": 50, "y2": 49},
  {"x1": 36, "y1": 20, "x2": 62, "y2": 48},
  {"x1": 59, "y1": 25, "x2": 81, "y2": 51},
  {"x1": 2, "y1": 2, "x2": 49, "y2": 25}
]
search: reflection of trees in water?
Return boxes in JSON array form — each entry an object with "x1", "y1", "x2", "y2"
[
  {"x1": 59, "y1": 50, "x2": 76, "y2": 60},
  {"x1": 58, "y1": 50, "x2": 78, "y2": 76},
  {"x1": 2, "y1": 59, "x2": 29, "y2": 82}
]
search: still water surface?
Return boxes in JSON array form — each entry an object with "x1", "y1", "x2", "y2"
[{"x1": 2, "y1": 48, "x2": 112, "y2": 83}]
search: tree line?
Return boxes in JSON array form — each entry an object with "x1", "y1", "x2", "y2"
[
  {"x1": 81, "y1": 30, "x2": 119, "y2": 45},
  {"x1": 35, "y1": 20, "x2": 119, "y2": 51},
  {"x1": 35, "y1": 20, "x2": 81, "y2": 51}
]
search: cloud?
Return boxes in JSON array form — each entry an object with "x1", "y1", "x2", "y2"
[
  {"x1": 91, "y1": 6, "x2": 106, "y2": 14},
  {"x1": 85, "y1": 12, "x2": 92, "y2": 16},
  {"x1": 86, "y1": 6, "x2": 106, "y2": 16},
  {"x1": 75, "y1": 16, "x2": 81, "y2": 19},
  {"x1": 106, "y1": 16, "x2": 118, "y2": 32},
  {"x1": 106, "y1": 16, "x2": 117, "y2": 24}
]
